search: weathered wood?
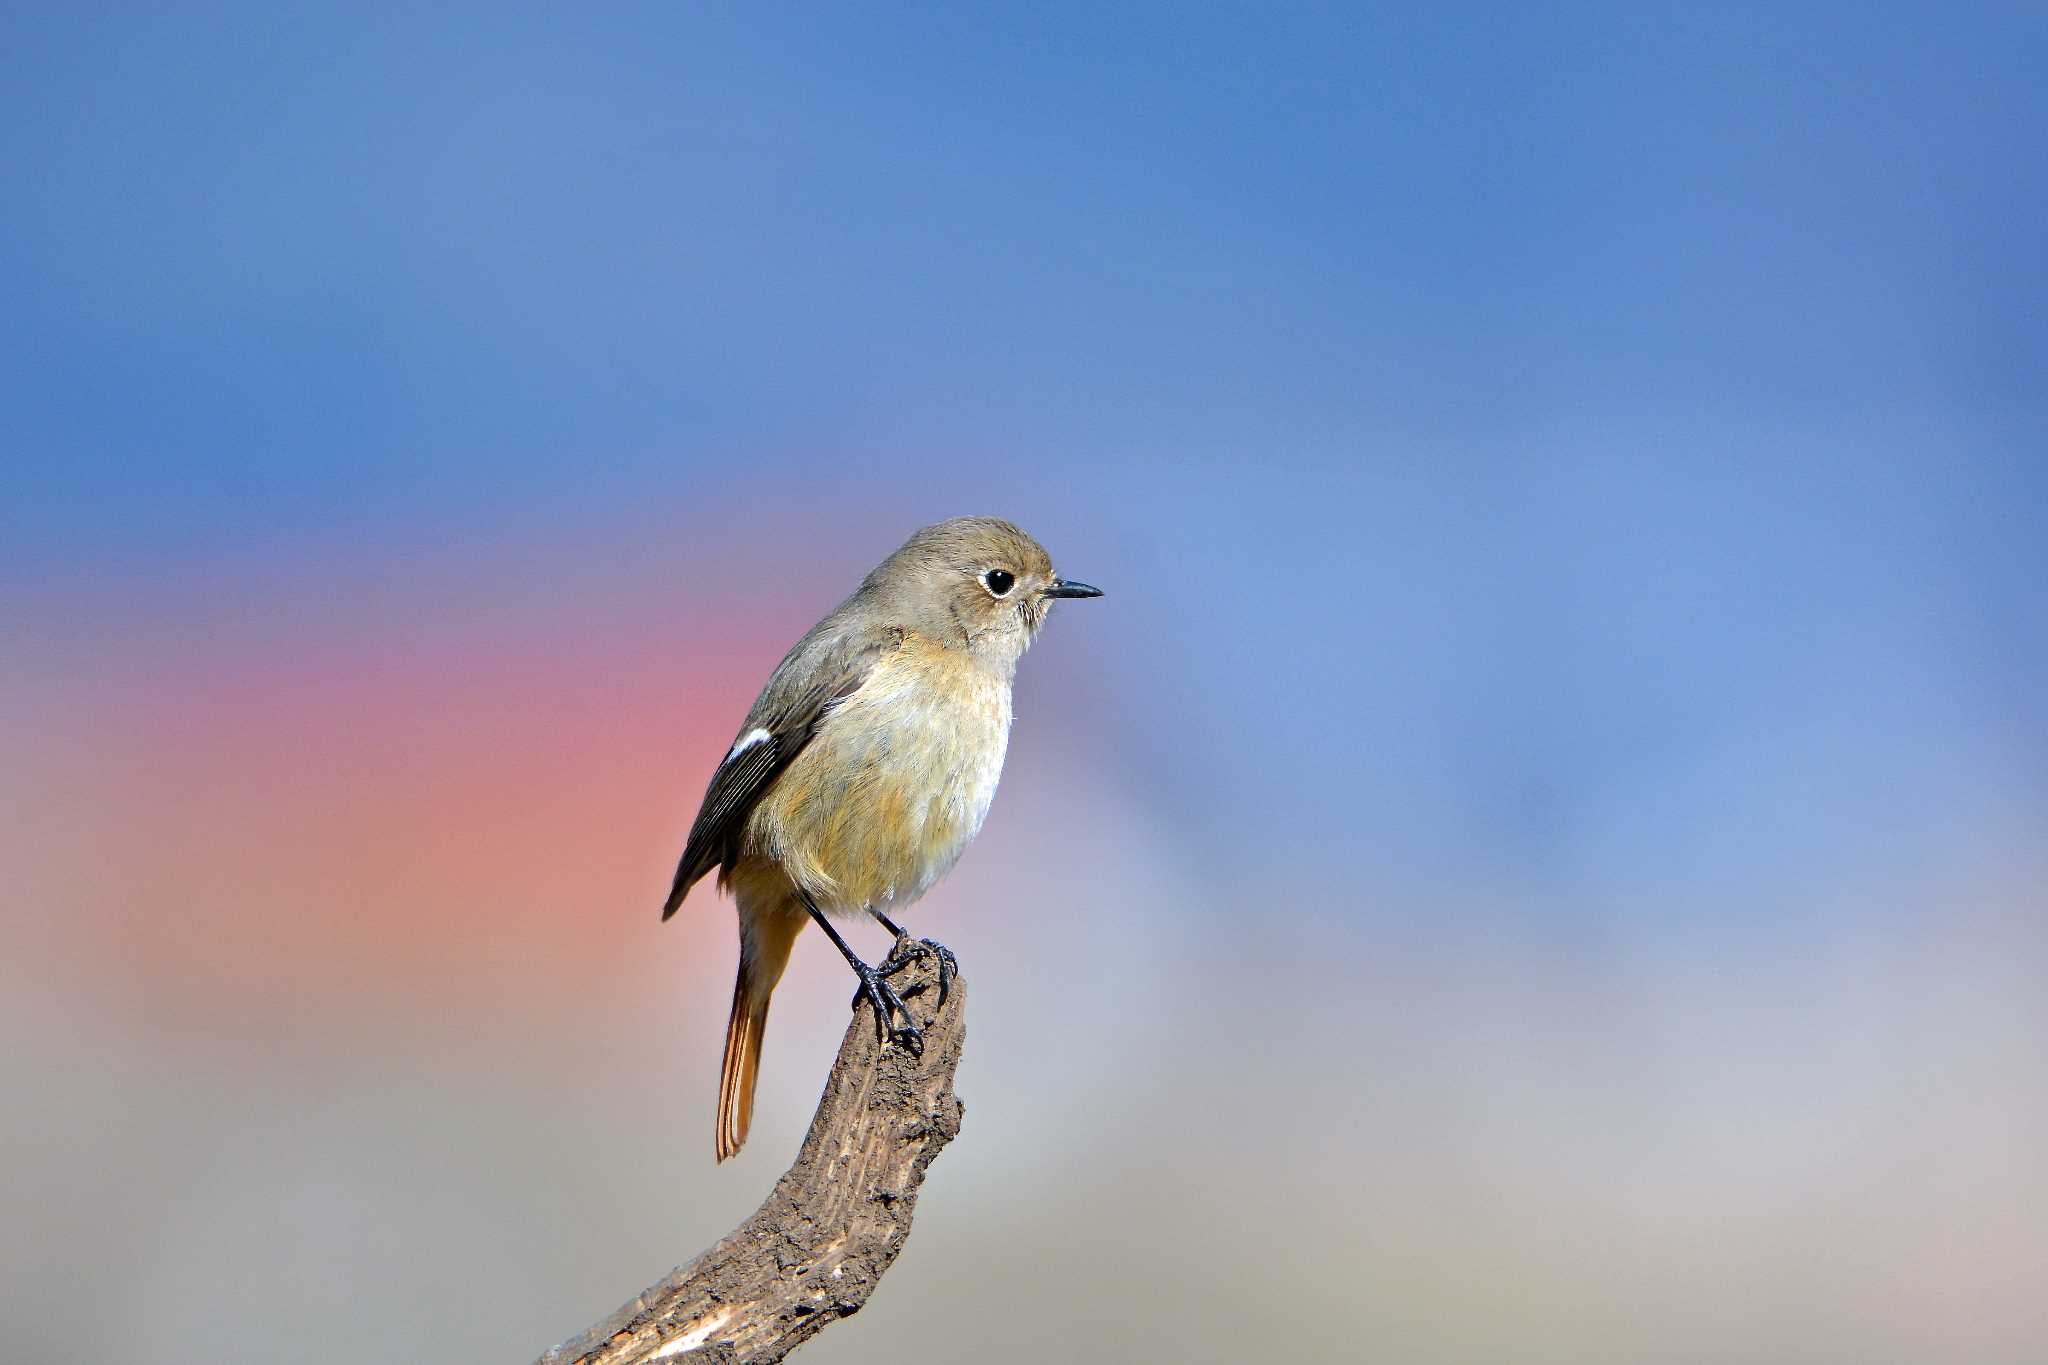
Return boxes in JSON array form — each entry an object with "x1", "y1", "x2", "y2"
[{"x1": 536, "y1": 949, "x2": 965, "y2": 1365}]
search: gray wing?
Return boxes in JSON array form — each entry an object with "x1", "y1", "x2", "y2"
[{"x1": 660, "y1": 620, "x2": 896, "y2": 920}]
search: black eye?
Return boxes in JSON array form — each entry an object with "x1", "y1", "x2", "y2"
[{"x1": 983, "y1": 568, "x2": 1015, "y2": 597}]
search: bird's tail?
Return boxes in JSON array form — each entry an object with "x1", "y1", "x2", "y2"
[{"x1": 717, "y1": 903, "x2": 804, "y2": 1162}]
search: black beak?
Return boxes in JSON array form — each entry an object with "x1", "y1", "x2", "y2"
[{"x1": 1045, "y1": 578, "x2": 1104, "y2": 600}]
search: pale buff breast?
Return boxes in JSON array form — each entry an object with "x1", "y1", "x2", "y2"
[{"x1": 742, "y1": 636, "x2": 1011, "y2": 915}]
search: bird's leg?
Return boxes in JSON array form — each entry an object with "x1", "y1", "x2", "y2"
[
  {"x1": 801, "y1": 891, "x2": 923, "y2": 1054},
  {"x1": 873, "y1": 909, "x2": 959, "y2": 1008}
]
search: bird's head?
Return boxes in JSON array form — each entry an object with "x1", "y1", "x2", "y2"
[{"x1": 871, "y1": 516, "x2": 1102, "y2": 668}]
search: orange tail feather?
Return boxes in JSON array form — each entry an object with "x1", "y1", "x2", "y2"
[{"x1": 717, "y1": 905, "x2": 802, "y2": 1162}]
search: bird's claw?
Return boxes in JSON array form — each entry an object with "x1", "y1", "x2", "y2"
[
  {"x1": 880, "y1": 936, "x2": 959, "y2": 1008},
  {"x1": 851, "y1": 962, "x2": 924, "y2": 1055}
]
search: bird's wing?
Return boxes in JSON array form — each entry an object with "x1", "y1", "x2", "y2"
[{"x1": 661, "y1": 624, "x2": 897, "y2": 919}]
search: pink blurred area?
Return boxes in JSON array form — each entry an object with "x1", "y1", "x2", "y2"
[{"x1": 10, "y1": 604, "x2": 766, "y2": 1047}]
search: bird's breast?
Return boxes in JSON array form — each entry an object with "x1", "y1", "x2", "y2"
[{"x1": 747, "y1": 640, "x2": 1011, "y2": 914}]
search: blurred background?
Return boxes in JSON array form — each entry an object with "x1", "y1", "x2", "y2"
[{"x1": 4, "y1": 5, "x2": 2045, "y2": 1362}]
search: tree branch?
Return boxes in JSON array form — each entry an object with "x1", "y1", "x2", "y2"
[{"x1": 535, "y1": 951, "x2": 966, "y2": 1365}]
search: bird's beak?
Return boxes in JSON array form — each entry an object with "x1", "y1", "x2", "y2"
[{"x1": 1045, "y1": 578, "x2": 1104, "y2": 600}]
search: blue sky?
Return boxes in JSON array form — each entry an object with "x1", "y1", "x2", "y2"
[{"x1": 9, "y1": 6, "x2": 2043, "y2": 884}]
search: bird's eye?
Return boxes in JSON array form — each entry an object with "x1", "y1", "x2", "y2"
[{"x1": 983, "y1": 568, "x2": 1015, "y2": 597}]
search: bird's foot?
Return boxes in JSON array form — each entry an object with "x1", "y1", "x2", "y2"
[
  {"x1": 880, "y1": 936, "x2": 959, "y2": 1008},
  {"x1": 851, "y1": 961, "x2": 925, "y2": 1056}
]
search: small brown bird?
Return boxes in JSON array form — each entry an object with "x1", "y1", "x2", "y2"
[{"x1": 662, "y1": 517, "x2": 1102, "y2": 1160}]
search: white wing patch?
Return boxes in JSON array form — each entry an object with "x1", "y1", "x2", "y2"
[{"x1": 725, "y1": 727, "x2": 772, "y2": 762}]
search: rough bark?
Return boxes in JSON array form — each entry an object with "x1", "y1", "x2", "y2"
[{"x1": 535, "y1": 950, "x2": 965, "y2": 1365}]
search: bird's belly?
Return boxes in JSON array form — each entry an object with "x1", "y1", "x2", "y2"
[{"x1": 749, "y1": 650, "x2": 1010, "y2": 915}]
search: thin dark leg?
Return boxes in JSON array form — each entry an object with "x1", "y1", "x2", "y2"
[
  {"x1": 802, "y1": 889, "x2": 924, "y2": 1054},
  {"x1": 872, "y1": 910, "x2": 959, "y2": 1008}
]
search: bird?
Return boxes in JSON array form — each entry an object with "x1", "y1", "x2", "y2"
[{"x1": 661, "y1": 516, "x2": 1103, "y2": 1160}]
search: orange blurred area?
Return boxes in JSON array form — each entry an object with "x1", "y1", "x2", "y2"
[{"x1": 6, "y1": 612, "x2": 786, "y2": 1050}]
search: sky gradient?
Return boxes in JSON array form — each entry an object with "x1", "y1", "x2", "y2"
[{"x1": 5, "y1": 5, "x2": 2046, "y2": 1362}]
